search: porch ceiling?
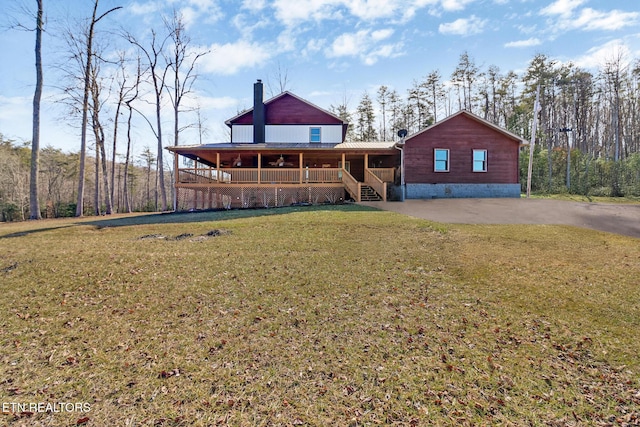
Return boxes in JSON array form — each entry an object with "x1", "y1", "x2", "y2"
[{"x1": 167, "y1": 142, "x2": 398, "y2": 167}]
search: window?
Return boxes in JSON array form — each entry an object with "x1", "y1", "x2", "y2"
[
  {"x1": 434, "y1": 149, "x2": 449, "y2": 172},
  {"x1": 473, "y1": 149, "x2": 487, "y2": 172},
  {"x1": 310, "y1": 127, "x2": 321, "y2": 143}
]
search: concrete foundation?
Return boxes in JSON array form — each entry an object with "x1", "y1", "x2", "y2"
[{"x1": 405, "y1": 183, "x2": 521, "y2": 199}]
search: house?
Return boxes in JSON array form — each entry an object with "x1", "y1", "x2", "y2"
[
  {"x1": 166, "y1": 80, "x2": 524, "y2": 211},
  {"x1": 401, "y1": 110, "x2": 523, "y2": 199}
]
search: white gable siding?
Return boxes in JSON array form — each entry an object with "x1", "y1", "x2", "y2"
[
  {"x1": 231, "y1": 125, "x2": 253, "y2": 143},
  {"x1": 231, "y1": 125, "x2": 343, "y2": 143}
]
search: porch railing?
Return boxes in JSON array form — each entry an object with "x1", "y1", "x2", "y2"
[
  {"x1": 177, "y1": 166, "x2": 393, "y2": 204},
  {"x1": 369, "y1": 168, "x2": 394, "y2": 183},
  {"x1": 364, "y1": 169, "x2": 387, "y2": 202},
  {"x1": 177, "y1": 167, "x2": 347, "y2": 184},
  {"x1": 179, "y1": 168, "x2": 231, "y2": 183},
  {"x1": 341, "y1": 169, "x2": 361, "y2": 202}
]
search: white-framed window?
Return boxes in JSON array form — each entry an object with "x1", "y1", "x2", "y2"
[
  {"x1": 310, "y1": 127, "x2": 321, "y2": 143},
  {"x1": 434, "y1": 148, "x2": 449, "y2": 172},
  {"x1": 473, "y1": 149, "x2": 487, "y2": 172}
]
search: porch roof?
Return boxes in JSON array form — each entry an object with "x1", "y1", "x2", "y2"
[
  {"x1": 166, "y1": 141, "x2": 396, "y2": 152},
  {"x1": 167, "y1": 142, "x2": 398, "y2": 167}
]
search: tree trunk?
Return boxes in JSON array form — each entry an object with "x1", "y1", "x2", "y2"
[
  {"x1": 76, "y1": 0, "x2": 99, "y2": 217},
  {"x1": 123, "y1": 105, "x2": 133, "y2": 213},
  {"x1": 155, "y1": 99, "x2": 167, "y2": 211},
  {"x1": 110, "y1": 98, "x2": 121, "y2": 212},
  {"x1": 29, "y1": 0, "x2": 44, "y2": 220},
  {"x1": 75, "y1": 1, "x2": 121, "y2": 217}
]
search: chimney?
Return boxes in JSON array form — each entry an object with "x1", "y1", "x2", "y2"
[{"x1": 253, "y1": 79, "x2": 265, "y2": 144}]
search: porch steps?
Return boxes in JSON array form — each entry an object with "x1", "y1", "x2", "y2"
[{"x1": 360, "y1": 185, "x2": 382, "y2": 201}]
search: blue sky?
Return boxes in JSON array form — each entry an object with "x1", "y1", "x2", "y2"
[{"x1": 1, "y1": 0, "x2": 639, "y2": 158}]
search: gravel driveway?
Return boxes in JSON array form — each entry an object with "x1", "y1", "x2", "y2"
[{"x1": 360, "y1": 198, "x2": 640, "y2": 238}]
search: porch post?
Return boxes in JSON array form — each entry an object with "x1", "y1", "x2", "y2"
[
  {"x1": 194, "y1": 158, "x2": 199, "y2": 209},
  {"x1": 364, "y1": 153, "x2": 369, "y2": 182},
  {"x1": 299, "y1": 152, "x2": 303, "y2": 183},
  {"x1": 216, "y1": 152, "x2": 220, "y2": 181},
  {"x1": 341, "y1": 153, "x2": 346, "y2": 171},
  {"x1": 258, "y1": 153, "x2": 262, "y2": 184},
  {"x1": 173, "y1": 151, "x2": 178, "y2": 211}
]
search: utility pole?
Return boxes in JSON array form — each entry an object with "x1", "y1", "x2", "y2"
[
  {"x1": 526, "y1": 85, "x2": 540, "y2": 198},
  {"x1": 560, "y1": 127, "x2": 572, "y2": 190}
]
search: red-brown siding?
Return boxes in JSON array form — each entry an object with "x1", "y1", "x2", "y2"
[
  {"x1": 232, "y1": 93, "x2": 344, "y2": 126},
  {"x1": 404, "y1": 113, "x2": 520, "y2": 184}
]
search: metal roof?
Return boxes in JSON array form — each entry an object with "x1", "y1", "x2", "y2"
[{"x1": 167, "y1": 141, "x2": 397, "y2": 152}]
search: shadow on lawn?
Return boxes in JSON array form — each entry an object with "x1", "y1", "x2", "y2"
[
  {"x1": 0, "y1": 204, "x2": 380, "y2": 239},
  {"x1": 84, "y1": 204, "x2": 380, "y2": 228}
]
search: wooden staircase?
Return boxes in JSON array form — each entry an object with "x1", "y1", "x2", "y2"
[{"x1": 360, "y1": 185, "x2": 382, "y2": 201}]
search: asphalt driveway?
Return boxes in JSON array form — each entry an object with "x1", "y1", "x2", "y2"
[{"x1": 360, "y1": 198, "x2": 640, "y2": 238}]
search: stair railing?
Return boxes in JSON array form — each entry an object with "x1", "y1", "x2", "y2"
[
  {"x1": 364, "y1": 169, "x2": 387, "y2": 201},
  {"x1": 341, "y1": 169, "x2": 361, "y2": 202}
]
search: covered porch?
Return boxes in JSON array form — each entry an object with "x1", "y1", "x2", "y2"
[{"x1": 167, "y1": 143, "x2": 398, "y2": 211}]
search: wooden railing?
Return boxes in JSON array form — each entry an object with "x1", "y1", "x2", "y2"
[
  {"x1": 365, "y1": 169, "x2": 387, "y2": 202},
  {"x1": 179, "y1": 168, "x2": 231, "y2": 183},
  {"x1": 341, "y1": 169, "x2": 361, "y2": 202},
  {"x1": 306, "y1": 168, "x2": 341, "y2": 183},
  {"x1": 369, "y1": 168, "x2": 394, "y2": 183},
  {"x1": 177, "y1": 166, "x2": 393, "y2": 203},
  {"x1": 178, "y1": 167, "x2": 344, "y2": 184},
  {"x1": 261, "y1": 169, "x2": 300, "y2": 183},
  {"x1": 223, "y1": 168, "x2": 257, "y2": 183}
]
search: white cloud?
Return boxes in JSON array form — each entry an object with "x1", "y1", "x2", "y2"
[
  {"x1": 328, "y1": 30, "x2": 371, "y2": 57},
  {"x1": 540, "y1": 1, "x2": 639, "y2": 32},
  {"x1": 178, "y1": 7, "x2": 199, "y2": 29},
  {"x1": 271, "y1": 0, "x2": 448, "y2": 26},
  {"x1": 440, "y1": 0, "x2": 476, "y2": 12},
  {"x1": 272, "y1": 0, "x2": 343, "y2": 26},
  {"x1": 346, "y1": 0, "x2": 412, "y2": 21},
  {"x1": 573, "y1": 40, "x2": 632, "y2": 69},
  {"x1": 129, "y1": 1, "x2": 165, "y2": 15},
  {"x1": 200, "y1": 40, "x2": 273, "y2": 75},
  {"x1": 504, "y1": 37, "x2": 542, "y2": 48},
  {"x1": 303, "y1": 38, "x2": 327, "y2": 55},
  {"x1": 439, "y1": 15, "x2": 486, "y2": 36},
  {"x1": 194, "y1": 95, "x2": 239, "y2": 111},
  {"x1": 540, "y1": 0, "x2": 585, "y2": 17},
  {"x1": 326, "y1": 29, "x2": 402, "y2": 65},
  {"x1": 572, "y1": 8, "x2": 639, "y2": 31},
  {"x1": 241, "y1": 0, "x2": 267, "y2": 10},
  {"x1": 371, "y1": 28, "x2": 394, "y2": 41}
]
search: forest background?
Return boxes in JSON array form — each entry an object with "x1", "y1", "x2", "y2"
[{"x1": 2, "y1": 1, "x2": 640, "y2": 222}]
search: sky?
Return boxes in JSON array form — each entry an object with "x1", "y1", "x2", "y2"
[{"x1": 0, "y1": 0, "x2": 639, "y2": 160}]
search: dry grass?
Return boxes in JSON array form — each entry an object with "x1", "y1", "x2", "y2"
[{"x1": 1, "y1": 205, "x2": 639, "y2": 426}]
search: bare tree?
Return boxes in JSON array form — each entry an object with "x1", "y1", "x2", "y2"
[
  {"x1": 124, "y1": 29, "x2": 171, "y2": 211},
  {"x1": 266, "y1": 61, "x2": 291, "y2": 97},
  {"x1": 109, "y1": 52, "x2": 127, "y2": 211},
  {"x1": 451, "y1": 51, "x2": 479, "y2": 112},
  {"x1": 164, "y1": 9, "x2": 208, "y2": 210},
  {"x1": 423, "y1": 70, "x2": 444, "y2": 122},
  {"x1": 75, "y1": 0, "x2": 121, "y2": 217},
  {"x1": 119, "y1": 54, "x2": 143, "y2": 213},
  {"x1": 329, "y1": 91, "x2": 354, "y2": 142},
  {"x1": 377, "y1": 85, "x2": 390, "y2": 141},
  {"x1": 89, "y1": 56, "x2": 112, "y2": 214},
  {"x1": 27, "y1": 0, "x2": 44, "y2": 219}
]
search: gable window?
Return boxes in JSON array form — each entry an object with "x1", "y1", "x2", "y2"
[
  {"x1": 473, "y1": 149, "x2": 487, "y2": 172},
  {"x1": 310, "y1": 127, "x2": 321, "y2": 143},
  {"x1": 434, "y1": 149, "x2": 449, "y2": 172}
]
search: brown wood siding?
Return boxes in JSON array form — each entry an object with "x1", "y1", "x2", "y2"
[
  {"x1": 404, "y1": 114, "x2": 520, "y2": 184},
  {"x1": 232, "y1": 94, "x2": 344, "y2": 126}
]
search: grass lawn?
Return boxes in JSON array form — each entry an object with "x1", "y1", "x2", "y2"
[{"x1": 1, "y1": 205, "x2": 639, "y2": 426}]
